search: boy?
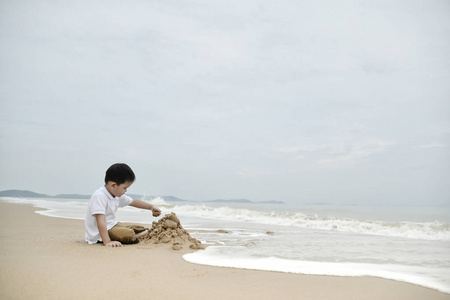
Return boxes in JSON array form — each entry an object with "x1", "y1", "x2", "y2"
[{"x1": 85, "y1": 163, "x2": 161, "y2": 247}]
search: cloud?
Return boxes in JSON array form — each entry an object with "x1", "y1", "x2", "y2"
[
  {"x1": 276, "y1": 139, "x2": 392, "y2": 167},
  {"x1": 275, "y1": 145, "x2": 327, "y2": 153},
  {"x1": 236, "y1": 169, "x2": 270, "y2": 177},
  {"x1": 275, "y1": 147, "x2": 303, "y2": 153},
  {"x1": 420, "y1": 143, "x2": 446, "y2": 149},
  {"x1": 0, "y1": 0, "x2": 448, "y2": 205},
  {"x1": 318, "y1": 139, "x2": 392, "y2": 166}
]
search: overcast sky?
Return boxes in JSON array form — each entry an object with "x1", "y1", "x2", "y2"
[{"x1": 1, "y1": 0, "x2": 449, "y2": 206}]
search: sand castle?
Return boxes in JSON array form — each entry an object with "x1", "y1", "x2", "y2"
[{"x1": 141, "y1": 212, "x2": 204, "y2": 251}]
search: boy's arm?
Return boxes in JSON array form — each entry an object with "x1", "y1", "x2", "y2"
[
  {"x1": 130, "y1": 199, "x2": 161, "y2": 217},
  {"x1": 95, "y1": 214, "x2": 122, "y2": 247}
]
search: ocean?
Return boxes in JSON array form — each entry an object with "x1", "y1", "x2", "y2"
[{"x1": 1, "y1": 196, "x2": 449, "y2": 294}]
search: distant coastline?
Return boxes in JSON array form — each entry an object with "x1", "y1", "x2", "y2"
[{"x1": 0, "y1": 189, "x2": 284, "y2": 204}]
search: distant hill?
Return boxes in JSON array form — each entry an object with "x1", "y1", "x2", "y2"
[
  {"x1": 53, "y1": 194, "x2": 90, "y2": 199},
  {"x1": 255, "y1": 200, "x2": 285, "y2": 204},
  {"x1": 206, "y1": 199, "x2": 285, "y2": 204},
  {"x1": 155, "y1": 196, "x2": 187, "y2": 202},
  {"x1": 207, "y1": 199, "x2": 253, "y2": 203},
  {"x1": 0, "y1": 190, "x2": 284, "y2": 204},
  {"x1": 0, "y1": 190, "x2": 49, "y2": 198},
  {"x1": 0, "y1": 190, "x2": 91, "y2": 199}
]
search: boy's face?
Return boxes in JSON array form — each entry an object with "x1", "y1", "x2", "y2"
[{"x1": 107, "y1": 181, "x2": 133, "y2": 197}]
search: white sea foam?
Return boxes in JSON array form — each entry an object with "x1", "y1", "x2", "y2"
[
  {"x1": 0, "y1": 197, "x2": 87, "y2": 220},
  {"x1": 148, "y1": 196, "x2": 168, "y2": 206},
  {"x1": 183, "y1": 246, "x2": 450, "y2": 294},
  {"x1": 165, "y1": 203, "x2": 450, "y2": 241}
]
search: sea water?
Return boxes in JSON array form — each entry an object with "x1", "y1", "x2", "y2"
[{"x1": 1, "y1": 196, "x2": 449, "y2": 294}]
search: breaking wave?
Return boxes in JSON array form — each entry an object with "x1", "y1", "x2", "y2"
[{"x1": 150, "y1": 199, "x2": 450, "y2": 241}]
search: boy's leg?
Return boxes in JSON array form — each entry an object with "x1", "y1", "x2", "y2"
[
  {"x1": 108, "y1": 223, "x2": 148, "y2": 244},
  {"x1": 122, "y1": 223, "x2": 149, "y2": 239},
  {"x1": 108, "y1": 223, "x2": 139, "y2": 244},
  {"x1": 121, "y1": 223, "x2": 146, "y2": 233}
]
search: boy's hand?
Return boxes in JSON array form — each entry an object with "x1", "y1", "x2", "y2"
[
  {"x1": 105, "y1": 241, "x2": 123, "y2": 247},
  {"x1": 152, "y1": 207, "x2": 161, "y2": 217}
]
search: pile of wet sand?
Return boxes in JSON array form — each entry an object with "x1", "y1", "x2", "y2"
[{"x1": 141, "y1": 212, "x2": 204, "y2": 251}]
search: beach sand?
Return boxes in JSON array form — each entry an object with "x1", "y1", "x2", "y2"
[{"x1": 1, "y1": 202, "x2": 449, "y2": 300}]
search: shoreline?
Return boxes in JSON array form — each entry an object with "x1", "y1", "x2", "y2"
[{"x1": 0, "y1": 202, "x2": 449, "y2": 300}]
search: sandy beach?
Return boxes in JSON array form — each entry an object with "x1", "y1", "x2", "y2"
[{"x1": 0, "y1": 202, "x2": 448, "y2": 300}]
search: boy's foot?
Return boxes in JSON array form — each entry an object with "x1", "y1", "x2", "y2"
[{"x1": 136, "y1": 229, "x2": 149, "y2": 239}]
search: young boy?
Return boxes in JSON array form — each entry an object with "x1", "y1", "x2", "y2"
[{"x1": 85, "y1": 163, "x2": 161, "y2": 247}]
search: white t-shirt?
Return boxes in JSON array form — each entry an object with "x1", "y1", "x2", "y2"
[{"x1": 84, "y1": 186, "x2": 133, "y2": 244}]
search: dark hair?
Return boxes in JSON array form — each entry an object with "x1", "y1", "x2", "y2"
[{"x1": 104, "y1": 163, "x2": 136, "y2": 185}]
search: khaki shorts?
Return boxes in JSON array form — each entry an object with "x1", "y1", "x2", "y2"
[{"x1": 108, "y1": 222, "x2": 147, "y2": 244}]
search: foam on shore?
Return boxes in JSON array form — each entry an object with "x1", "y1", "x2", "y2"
[{"x1": 184, "y1": 246, "x2": 450, "y2": 294}]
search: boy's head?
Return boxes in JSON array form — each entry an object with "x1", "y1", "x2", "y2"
[
  {"x1": 105, "y1": 163, "x2": 135, "y2": 185},
  {"x1": 104, "y1": 163, "x2": 135, "y2": 198}
]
